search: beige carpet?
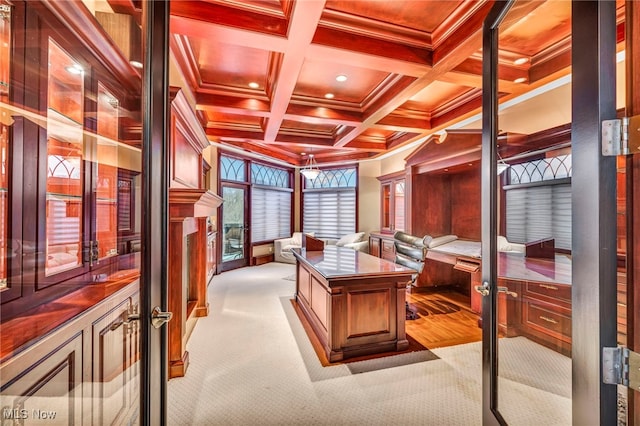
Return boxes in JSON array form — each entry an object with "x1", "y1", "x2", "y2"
[{"x1": 167, "y1": 262, "x2": 574, "y2": 426}]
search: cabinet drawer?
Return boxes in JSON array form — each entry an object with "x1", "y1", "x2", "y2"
[
  {"x1": 525, "y1": 281, "x2": 571, "y2": 302},
  {"x1": 525, "y1": 302, "x2": 571, "y2": 339},
  {"x1": 381, "y1": 240, "x2": 395, "y2": 262}
]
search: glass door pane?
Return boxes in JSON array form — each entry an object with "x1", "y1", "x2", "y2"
[
  {"x1": 1, "y1": 2, "x2": 147, "y2": 424},
  {"x1": 46, "y1": 40, "x2": 84, "y2": 277},
  {"x1": 483, "y1": 0, "x2": 574, "y2": 423},
  {"x1": 222, "y1": 184, "x2": 248, "y2": 269},
  {"x1": 393, "y1": 180, "x2": 405, "y2": 232}
]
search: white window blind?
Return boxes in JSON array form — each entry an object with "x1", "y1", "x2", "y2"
[
  {"x1": 251, "y1": 187, "x2": 291, "y2": 242},
  {"x1": 303, "y1": 189, "x2": 356, "y2": 239},
  {"x1": 505, "y1": 183, "x2": 571, "y2": 250}
]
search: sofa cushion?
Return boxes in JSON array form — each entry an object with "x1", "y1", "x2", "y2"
[{"x1": 335, "y1": 232, "x2": 365, "y2": 247}]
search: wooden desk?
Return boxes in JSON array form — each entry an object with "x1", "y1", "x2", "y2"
[
  {"x1": 424, "y1": 246, "x2": 573, "y2": 355},
  {"x1": 497, "y1": 252, "x2": 572, "y2": 355},
  {"x1": 292, "y1": 246, "x2": 414, "y2": 362}
]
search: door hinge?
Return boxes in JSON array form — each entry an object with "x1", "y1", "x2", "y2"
[
  {"x1": 602, "y1": 116, "x2": 640, "y2": 156},
  {"x1": 603, "y1": 347, "x2": 640, "y2": 391}
]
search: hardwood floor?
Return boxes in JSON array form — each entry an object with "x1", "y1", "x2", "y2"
[{"x1": 405, "y1": 288, "x2": 482, "y2": 349}]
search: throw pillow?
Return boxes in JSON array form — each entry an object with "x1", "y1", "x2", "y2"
[{"x1": 335, "y1": 232, "x2": 365, "y2": 247}]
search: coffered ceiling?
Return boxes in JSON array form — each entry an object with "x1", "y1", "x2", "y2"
[{"x1": 109, "y1": 0, "x2": 626, "y2": 166}]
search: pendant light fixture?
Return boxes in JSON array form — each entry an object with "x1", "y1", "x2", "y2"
[{"x1": 300, "y1": 153, "x2": 320, "y2": 180}]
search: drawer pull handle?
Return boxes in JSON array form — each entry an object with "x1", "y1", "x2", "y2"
[
  {"x1": 539, "y1": 315, "x2": 558, "y2": 324},
  {"x1": 539, "y1": 284, "x2": 558, "y2": 291}
]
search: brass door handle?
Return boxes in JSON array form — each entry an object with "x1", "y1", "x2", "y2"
[{"x1": 497, "y1": 286, "x2": 518, "y2": 298}]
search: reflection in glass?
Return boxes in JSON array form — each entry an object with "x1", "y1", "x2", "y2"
[
  {"x1": 96, "y1": 83, "x2": 119, "y2": 260},
  {"x1": 495, "y1": 1, "x2": 572, "y2": 424},
  {"x1": 394, "y1": 181, "x2": 405, "y2": 232},
  {"x1": 46, "y1": 40, "x2": 84, "y2": 276}
]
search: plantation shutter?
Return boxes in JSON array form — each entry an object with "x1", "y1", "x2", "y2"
[
  {"x1": 303, "y1": 188, "x2": 356, "y2": 239},
  {"x1": 251, "y1": 186, "x2": 292, "y2": 242}
]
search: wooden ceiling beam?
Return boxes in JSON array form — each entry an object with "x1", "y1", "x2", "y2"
[
  {"x1": 284, "y1": 103, "x2": 362, "y2": 126},
  {"x1": 263, "y1": 1, "x2": 328, "y2": 143},
  {"x1": 170, "y1": 1, "x2": 289, "y2": 52},
  {"x1": 197, "y1": 92, "x2": 271, "y2": 117},
  {"x1": 221, "y1": 141, "x2": 299, "y2": 163},
  {"x1": 372, "y1": 115, "x2": 431, "y2": 133},
  {"x1": 342, "y1": 141, "x2": 387, "y2": 152},
  {"x1": 332, "y1": 4, "x2": 490, "y2": 148},
  {"x1": 273, "y1": 133, "x2": 335, "y2": 146},
  {"x1": 309, "y1": 27, "x2": 432, "y2": 77}
]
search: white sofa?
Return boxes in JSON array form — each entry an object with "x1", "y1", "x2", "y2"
[{"x1": 274, "y1": 232, "x2": 313, "y2": 264}]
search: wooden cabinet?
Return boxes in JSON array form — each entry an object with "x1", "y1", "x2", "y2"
[
  {"x1": 369, "y1": 233, "x2": 395, "y2": 262},
  {"x1": 369, "y1": 235, "x2": 381, "y2": 257},
  {"x1": 0, "y1": 282, "x2": 139, "y2": 425},
  {"x1": 1, "y1": 29, "x2": 142, "y2": 320},
  {"x1": 377, "y1": 171, "x2": 405, "y2": 234},
  {"x1": 520, "y1": 280, "x2": 572, "y2": 356}
]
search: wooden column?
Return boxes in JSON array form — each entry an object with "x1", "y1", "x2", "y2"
[
  {"x1": 167, "y1": 189, "x2": 222, "y2": 378},
  {"x1": 192, "y1": 217, "x2": 210, "y2": 317}
]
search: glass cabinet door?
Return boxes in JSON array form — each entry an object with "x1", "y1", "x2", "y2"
[
  {"x1": 393, "y1": 180, "x2": 405, "y2": 232},
  {"x1": 381, "y1": 182, "x2": 391, "y2": 232},
  {"x1": 95, "y1": 83, "x2": 120, "y2": 262},
  {"x1": 45, "y1": 39, "x2": 85, "y2": 278}
]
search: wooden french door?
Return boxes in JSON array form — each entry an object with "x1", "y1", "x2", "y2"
[{"x1": 480, "y1": 1, "x2": 619, "y2": 424}]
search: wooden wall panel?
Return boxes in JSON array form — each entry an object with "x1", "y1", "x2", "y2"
[
  {"x1": 450, "y1": 168, "x2": 481, "y2": 240},
  {"x1": 411, "y1": 173, "x2": 450, "y2": 237},
  {"x1": 311, "y1": 276, "x2": 328, "y2": 330},
  {"x1": 172, "y1": 125, "x2": 201, "y2": 189},
  {"x1": 346, "y1": 289, "x2": 390, "y2": 337},
  {"x1": 298, "y1": 264, "x2": 310, "y2": 304}
]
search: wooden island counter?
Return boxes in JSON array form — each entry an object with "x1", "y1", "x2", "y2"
[{"x1": 292, "y1": 246, "x2": 415, "y2": 362}]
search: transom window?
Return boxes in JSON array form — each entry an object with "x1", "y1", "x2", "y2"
[{"x1": 220, "y1": 156, "x2": 246, "y2": 182}]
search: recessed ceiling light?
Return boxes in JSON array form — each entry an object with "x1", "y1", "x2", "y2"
[
  {"x1": 514, "y1": 77, "x2": 527, "y2": 84},
  {"x1": 325, "y1": 93, "x2": 334, "y2": 99},
  {"x1": 513, "y1": 57, "x2": 529, "y2": 65},
  {"x1": 336, "y1": 74, "x2": 347, "y2": 82},
  {"x1": 248, "y1": 82, "x2": 259, "y2": 89},
  {"x1": 130, "y1": 60, "x2": 143, "y2": 69}
]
